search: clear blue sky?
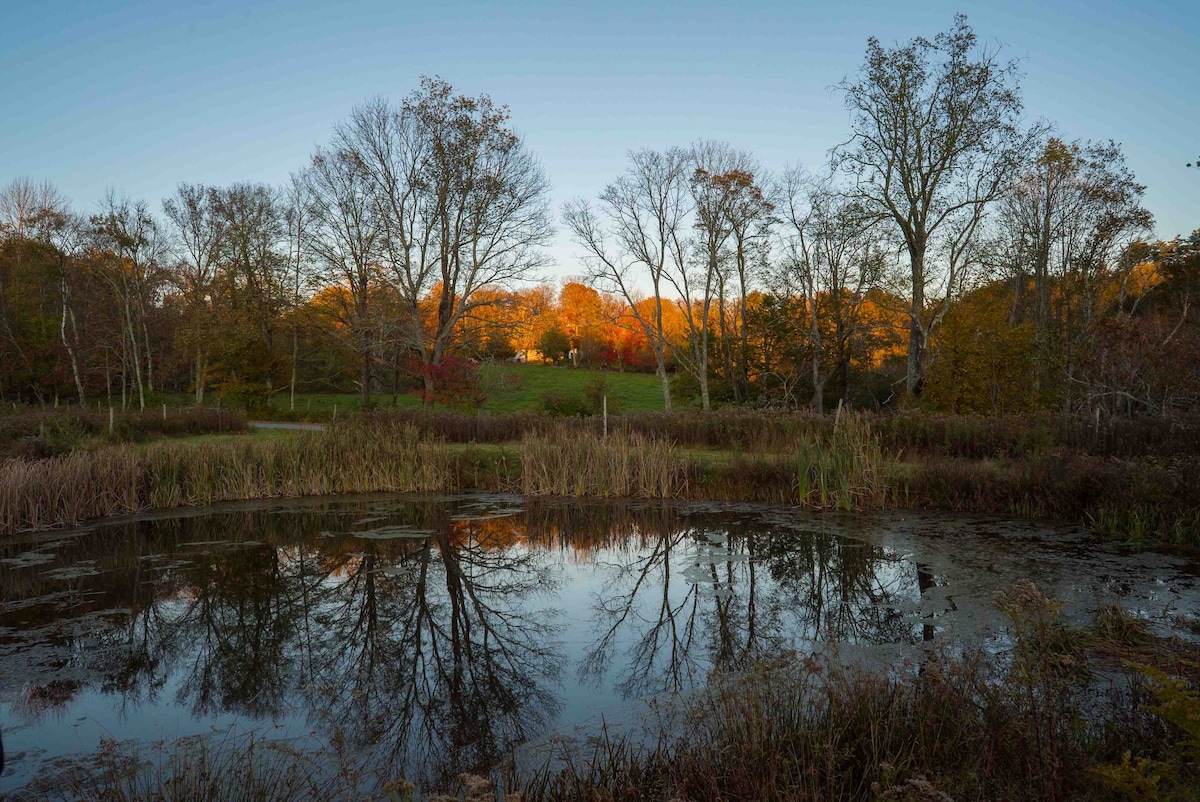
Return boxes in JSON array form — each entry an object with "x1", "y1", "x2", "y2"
[{"x1": 3, "y1": 0, "x2": 1197, "y2": 277}]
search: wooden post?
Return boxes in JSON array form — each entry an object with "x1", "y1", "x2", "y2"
[
  {"x1": 332, "y1": 404, "x2": 338, "y2": 423},
  {"x1": 603, "y1": 395, "x2": 608, "y2": 439},
  {"x1": 109, "y1": 406, "x2": 114, "y2": 435},
  {"x1": 162, "y1": 403, "x2": 167, "y2": 421}
]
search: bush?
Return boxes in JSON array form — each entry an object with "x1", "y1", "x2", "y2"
[{"x1": 541, "y1": 391, "x2": 590, "y2": 417}]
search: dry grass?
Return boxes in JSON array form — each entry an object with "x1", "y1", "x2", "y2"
[
  {"x1": 0, "y1": 422, "x2": 451, "y2": 533},
  {"x1": 519, "y1": 424, "x2": 687, "y2": 499},
  {"x1": 2, "y1": 415, "x2": 1198, "y2": 546}
]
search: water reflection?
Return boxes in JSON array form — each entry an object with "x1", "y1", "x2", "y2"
[
  {"x1": 0, "y1": 496, "x2": 981, "y2": 791},
  {"x1": 581, "y1": 517, "x2": 920, "y2": 699}
]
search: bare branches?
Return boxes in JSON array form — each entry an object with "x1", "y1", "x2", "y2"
[
  {"x1": 336, "y1": 80, "x2": 552, "y2": 402},
  {"x1": 835, "y1": 14, "x2": 1045, "y2": 394},
  {"x1": 564, "y1": 148, "x2": 692, "y2": 411}
]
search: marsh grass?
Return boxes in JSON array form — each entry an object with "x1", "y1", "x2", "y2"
[
  {"x1": 516, "y1": 587, "x2": 1200, "y2": 802},
  {"x1": 0, "y1": 422, "x2": 451, "y2": 533},
  {"x1": 519, "y1": 424, "x2": 687, "y2": 498},
  {"x1": 795, "y1": 412, "x2": 894, "y2": 510},
  {"x1": 2, "y1": 414, "x2": 1198, "y2": 545}
]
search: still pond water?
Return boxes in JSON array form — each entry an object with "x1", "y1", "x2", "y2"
[{"x1": 1, "y1": 493, "x2": 1197, "y2": 794}]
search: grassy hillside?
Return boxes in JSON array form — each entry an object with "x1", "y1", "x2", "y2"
[
  {"x1": 164, "y1": 364, "x2": 669, "y2": 418},
  {"x1": 481, "y1": 364, "x2": 667, "y2": 413}
]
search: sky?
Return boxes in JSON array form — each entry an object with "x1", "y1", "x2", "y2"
[{"x1": 2, "y1": 0, "x2": 1198, "y2": 280}]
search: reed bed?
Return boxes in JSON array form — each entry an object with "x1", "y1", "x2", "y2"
[
  {"x1": 2, "y1": 416, "x2": 1198, "y2": 545},
  {"x1": 795, "y1": 413, "x2": 894, "y2": 510},
  {"x1": 362, "y1": 407, "x2": 1200, "y2": 459},
  {"x1": 519, "y1": 424, "x2": 688, "y2": 499},
  {"x1": 0, "y1": 423, "x2": 451, "y2": 534}
]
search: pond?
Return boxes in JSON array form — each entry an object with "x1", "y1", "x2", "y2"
[{"x1": 1, "y1": 493, "x2": 1197, "y2": 796}]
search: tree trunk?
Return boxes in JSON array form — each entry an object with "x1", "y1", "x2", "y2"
[
  {"x1": 906, "y1": 245, "x2": 927, "y2": 396},
  {"x1": 289, "y1": 331, "x2": 298, "y2": 411},
  {"x1": 195, "y1": 347, "x2": 206, "y2": 406},
  {"x1": 360, "y1": 345, "x2": 371, "y2": 408},
  {"x1": 658, "y1": 360, "x2": 672, "y2": 412},
  {"x1": 60, "y1": 274, "x2": 85, "y2": 406},
  {"x1": 422, "y1": 369, "x2": 435, "y2": 408},
  {"x1": 652, "y1": 291, "x2": 672, "y2": 412}
]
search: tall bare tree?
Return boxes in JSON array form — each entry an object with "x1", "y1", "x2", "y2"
[
  {"x1": 835, "y1": 15, "x2": 1042, "y2": 395},
  {"x1": 282, "y1": 173, "x2": 314, "y2": 411},
  {"x1": 564, "y1": 148, "x2": 692, "y2": 411},
  {"x1": 91, "y1": 192, "x2": 166, "y2": 410},
  {"x1": 685, "y1": 143, "x2": 737, "y2": 410},
  {"x1": 778, "y1": 170, "x2": 882, "y2": 413},
  {"x1": 719, "y1": 155, "x2": 773, "y2": 402},
  {"x1": 305, "y1": 146, "x2": 382, "y2": 407},
  {"x1": 339, "y1": 79, "x2": 552, "y2": 405},
  {"x1": 164, "y1": 183, "x2": 224, "y2": 405}
]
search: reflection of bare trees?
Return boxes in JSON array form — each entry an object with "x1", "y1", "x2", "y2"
[
  {"x1": 2, "y1": 501, "x2": 566, "y2": 787},
  {"x1": 2, "y1": 497, "x2": 929, "y2": 790},
  {"x1": 582, "y1": 516, "x2": 920, "y2": 699},
  {"x1": 300, "y1": 520, "x2": 563, "y2": 788},
  {"x1": 760, "y1": 529, "x2": 919, "y2": 645}
]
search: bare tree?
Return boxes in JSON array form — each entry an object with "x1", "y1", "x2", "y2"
[
  {"x1": 91, "y1": 193, "x2": 166, "y2": 410},
  {"x1": 282, "y1": 173, "x2": 314, "y2": 411},
  {"x1": 777, "y1": 169, "x2": 883, "y2": 413},
  {"x1": 339, "y1": 80, "x2": 552, "y2": 406},
  {"x1": 50, "y1": 212, "x2": 90, "y2": 407},
  {"x1": 0, "y1": 178, "x2": 68, "y2": 241},
  {"x1": 164, "y1": 184, "x2": 224, "y2": 405},
  {"x1": 718, "y1": 154, "x2": 773, "y2": 402},
  {"x1": 564, "y1": 148, "x2": 692, "y2": 411},
  {"x1": 835, "y1": 15, "x2": 1042, "y2": 395},
  {"x1": 684, "y1": 142, "x2": 737, "y2": 410},
  {"x1": 997, "y1": 137, "x2": 1152, "y2": 397},
  {"x1": 305, "y1": 147, "x2": 382, "y2": 407}
]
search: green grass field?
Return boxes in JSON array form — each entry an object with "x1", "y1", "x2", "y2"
[
  {"x1": 163, "y1": 364, "x2": 669, "y2": 418},
  {"x1": 480, "y1": 364, "x2": 667, "y2": 413}
]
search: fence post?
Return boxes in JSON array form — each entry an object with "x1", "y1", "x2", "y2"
[
  {"x1": 332, "y1": 404, "x2": 338, "y2": 423},
  {"x1": 162, "y1": 403, "x2": 167, "y2": 421},
  {"x1": 603, "y1": 395, "x2": 608, "y2": 439},
  {"x1": 109, "y1": 406, "x2": 114, "y2": 435}
]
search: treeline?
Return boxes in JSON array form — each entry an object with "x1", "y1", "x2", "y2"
[{"x1": 1, "y1": 17, "x2": 1197, "y2": 417}]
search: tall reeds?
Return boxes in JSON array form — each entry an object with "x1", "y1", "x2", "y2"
[
  {"x1": 0, "y1": 423, "x2": 451, "y2": 534},
  {"x1": 519, "y1": 424, "x2": 687, "y2": 499},
  {"x1": 794, "y1": 412, "x2": 893, "y2": 510},
  {"x1": 3, "y1": 414, "x2": 1197, "y2": 545}
]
